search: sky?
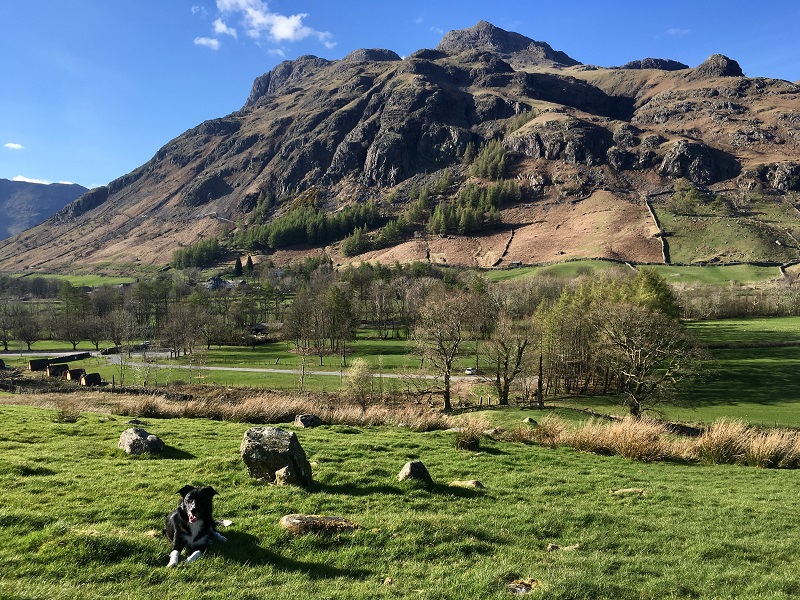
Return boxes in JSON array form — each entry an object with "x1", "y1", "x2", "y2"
[{"x1": 3, "y1": 0, "x2": 800, "y2": 189}]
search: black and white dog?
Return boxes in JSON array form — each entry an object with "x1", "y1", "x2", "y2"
[{"x1": 165, "y1": 485, "x2": 230, "y2": 567}]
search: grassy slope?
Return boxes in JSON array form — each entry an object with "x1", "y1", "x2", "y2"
[{"x1": 3, "y1": 403, "x2": 800, "y2": 599}]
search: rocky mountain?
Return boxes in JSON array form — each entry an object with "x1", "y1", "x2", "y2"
[
  {"x1": 1, "y1": 21, "x2": 799, "y2": 274},
  {"x1": 0, "y1": 179, "x2": 87, "y2": 240}
]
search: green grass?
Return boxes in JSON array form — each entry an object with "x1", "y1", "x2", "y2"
[
  {"x1": 3, "y1": 403, "x2": 800, "y2": 599},
  {"x1": 14, "y1": 272, "x2": 136, "y2": 287},
  {"x1": 653, "y1": 200, "x2": 799, "y2": 265},
  {"x1": 648, "y1": 264, "x2": 783, "y2": 286},
  {"x1": 484, "y1": 260, "x2": 628, "y2": 282}
]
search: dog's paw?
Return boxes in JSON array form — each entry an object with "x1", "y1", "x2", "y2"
[
  {"x1": 185, "y1": 550, "x2": 203, "y2": 563},
  {"x1": 212, "y1": 531, "x2": 228, "y2": 543},
  {"x1": 167, "y1": 550, "x2": 180, "y2": 568}
]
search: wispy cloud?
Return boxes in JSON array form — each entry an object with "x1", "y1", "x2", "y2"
[
  {"x1": 4, "y1": 142, "x2": 24, "y2": 150},
  {"x1": 667, "y1": 28, "x2": 691, "y2": 36},
  {"x1": 194, "y1": 36, "x2": 221, "y2": 50},
  {"x1": 12, "y1": 175, "x2": 50, "y2": 184},
  {"x1": 191, "y1": 5, "x2": 208, "y2": 17},
  {"x1": 216, "y1": 0, "x2": 334, "y2": 48},
  {"x1": 214, "y1": 18, "x2": 237, "y2": 38}
]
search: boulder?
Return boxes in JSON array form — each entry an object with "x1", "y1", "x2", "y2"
[
  {"x1": 118, "y1": 427, "x2": 164, "y2": 455},
  {"x1": 240, "y1": 426, "x2": 312, "y2": 486},
  {"x1": 279, "y1": 514, "x2": 359, "y2": 536},
  {"x1": 449, "y1": 480, "x2": 486, "y2": 489},
  {"x1": 294, "y1": 414, "x2": 326, "y2": 428},
  {"x1": 398, "y1": 460, "x2": 433, "y2": 484}
]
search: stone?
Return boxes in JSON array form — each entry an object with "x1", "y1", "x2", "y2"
[
  {"x1": 398, "y1": 460, "x2": 433, "y2": 484},
  {"x1": 449, "y1": 480, "x2": 486, "y2": 489},
  {"x1": 118, "y1": 427, "x2": 164, "y2": 455},
  {"x1": 279, "y1": 514, "x2": 359, "y2": 536},
  {"x1": 240, "y1": 426, "x2": 312, "y2": 486},
  {"x1": 294, "y1": 414, "x2": 326, "y2": 428},
  {"x1": 522, "y1": 417, "x2": 537, "y2": 425}
]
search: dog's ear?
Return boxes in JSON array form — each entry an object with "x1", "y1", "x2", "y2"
[
  {"x1": 203, "y1": 486, "x2": 219, "y2": 497},
  {"x1": 177, "y1": 485, "x2": 195, "y2": 497}
]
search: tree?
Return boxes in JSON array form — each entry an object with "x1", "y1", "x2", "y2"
[
  {"x1": 11, "y1": 303, "x2": 40, "y2": 351},
  {"x1": 0, "y1": 302, "x2": 13, "y2": 351},
  {"x1": 415, "y1": 288, "x2": 468, "y2": 411},
  {"x1": 233, "y1": 256, "x2": 244, "y2": 277},
  {"x1": 488, "y1": 313, "x2": 531, "y2": 405},
  {"x1": 344, "y1": 357, "x2": 373, "y2": 410},
  {"x1": 593, "y1": 303, "x2": 704, "y2": 418}
]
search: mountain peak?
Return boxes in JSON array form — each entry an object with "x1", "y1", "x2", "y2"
[{"x1": 436, "y1": 21, "x2": 580, "y2": 66}]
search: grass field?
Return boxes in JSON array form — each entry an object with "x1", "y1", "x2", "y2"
[
  {"x1": 3, "y1": 403, "x2": 800, "y2": 599},
  {"x1": 14, "y1": 272, "x2": 137, "y2": 287}
]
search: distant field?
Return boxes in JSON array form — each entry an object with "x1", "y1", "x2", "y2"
[
  {"x1": 485, "y1": 259, "x2": 630, "y2": 282},
  {"x1": 485, "y1": 260, "x2": 782, "y2": 286},
  {"x1": 14, "y1": 272, "x2": 136, "y2": 287}
]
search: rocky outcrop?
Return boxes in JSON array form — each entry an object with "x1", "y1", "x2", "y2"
[
  {"x1": 51, "y1": 186, "x2": 108, "y2": 224},
  {"x1": 342, "y1": 48, "x2": 401, "y2": 63},
  {"x1": 505, "y1": 116, "x2": 614, "y2": 166},
  {"x1": 689, "y1": 54, "x2": 744, "y2": 80},
  {"x1": 245, "y1": 55, "x2": 332, "y2": 108},
  {"x1": 658, "y1": 139, "x2": 740, "y2": 185},
  {"x1": 437, "y1": 21, "x2": 579, "y2": 66},
  {"x1": 619, "y1": 58, "x2": 689, "y2": 71}
]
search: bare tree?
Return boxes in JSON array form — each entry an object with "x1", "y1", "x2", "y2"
[
  {"x1": 415, "y1": 288, "x2": 468, "y2": 411},
  {"x1": 487, "y1": 313, "x2": 530, "y2": 405}
]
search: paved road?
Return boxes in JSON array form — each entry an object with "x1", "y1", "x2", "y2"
[{"x1": 104, "y1": 354, "x2": 478, "y2": 381}]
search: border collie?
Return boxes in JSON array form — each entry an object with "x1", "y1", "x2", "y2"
[{"x1": 165, "y1": 485, "x2": 229, "y2": 567}]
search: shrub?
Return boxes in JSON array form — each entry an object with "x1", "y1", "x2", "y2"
[
  {"x1": 528, "y1": 414, "x2": 568, "y2": 448},
  {"x1": 606, "y1": 417, "x2": 669, "y2": 462}
]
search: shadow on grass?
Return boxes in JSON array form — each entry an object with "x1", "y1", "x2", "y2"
[
  {"x1": 219, "y1": 531, "x2": 370, "y2": 579},
  {"x1": 309, "y1": 481, "x2": 405, "y2": 496}
]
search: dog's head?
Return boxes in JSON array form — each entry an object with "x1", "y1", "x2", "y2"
[{"x1": 176, "y1": 485, "x2": 218, "y2": 524}]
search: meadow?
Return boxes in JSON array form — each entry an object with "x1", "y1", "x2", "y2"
[{"x1": 4, "y1": 402, "x2": 800, "y2": 599}]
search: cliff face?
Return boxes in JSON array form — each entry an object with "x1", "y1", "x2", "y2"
[{"x1": 1, "y1": 21, "x2": 799, "y2": 273}]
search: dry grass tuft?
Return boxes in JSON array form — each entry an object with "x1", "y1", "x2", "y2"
[
  {"x1": 454, "y1": 414, "x2": 490, "y2": 450},
  {"x1": 741, "y1": 429, "x2": 800, "y2": 468},
  {"x1": 691, "y1": 419, "x2": 749, "y2": 465}
]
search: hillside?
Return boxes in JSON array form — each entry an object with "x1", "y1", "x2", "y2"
[
  {"x1": 0, "y1": 179, "x2": 87, "y2": 240},
  {"x1": 1, "y1": 21, "x2": 799, "y2": 274}
]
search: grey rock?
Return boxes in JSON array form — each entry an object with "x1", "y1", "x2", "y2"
[
  {"x1": 690, "y1": 54, "x2": 744, "y2": 79},
  {"x1": 619, "y1": 58, "x2": 689, "y2": 71},
  {"x1": 240, "y1": 426, "x2": 313, "y2": 486},
  {"x1": 398, "y1": 460, "x2": 433, "y2": 484},
  {"x1": 294, "y1": 414, "x2": 326, "y2": 428},
  {"x1": 118, "y1": 427, "x2": 164, "y2": 455}
]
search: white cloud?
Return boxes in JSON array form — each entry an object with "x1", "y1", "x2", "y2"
[
  {"x1": 216, "y1": 0, "x2": 333, "y2": 46},
  {"x1": 667, "y1": 28, "x2": 691, "y2": 36},
  {"x1": 12, "y1": 175, "x2": 50, "y2": 184},
  {"x1": 194, "y1": 36, "x2": 221, "y2": 50},
  {"x1": 4, "y1": 142, "x2": 24, "y2": 150},
  {"x1": 214, "y1": 18, "x2": 237, "y2": 38},
  {"x1": 192, "y1": 5, "x2": 208, "y2": 17}
]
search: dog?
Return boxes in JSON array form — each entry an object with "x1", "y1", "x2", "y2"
[{"x1": 164, "y1": 485, "x2": 229, "y2": 567}]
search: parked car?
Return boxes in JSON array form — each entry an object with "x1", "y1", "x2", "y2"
[{"x1": 464, "y1": 367, "x2": 477, "y2": 375}]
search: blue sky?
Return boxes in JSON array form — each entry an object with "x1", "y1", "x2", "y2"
[{"x1": 3, "y1": 0, "x2": 800, "y2": 189}]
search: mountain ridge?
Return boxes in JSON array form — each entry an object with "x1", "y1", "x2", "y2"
[{"x1": 1, "y1": 21, "x2": 799, "y2": 274}]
